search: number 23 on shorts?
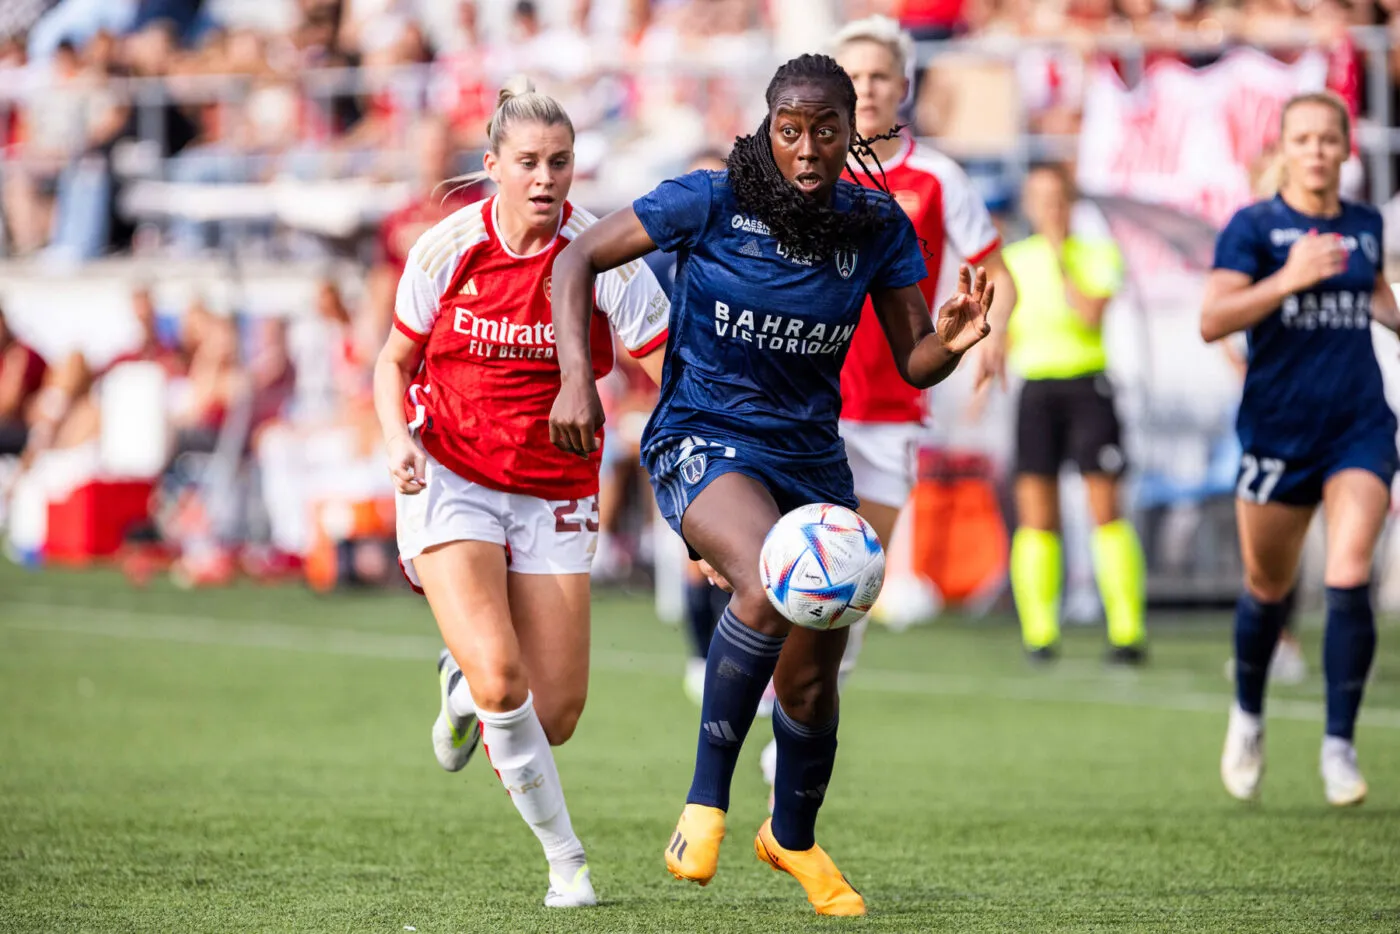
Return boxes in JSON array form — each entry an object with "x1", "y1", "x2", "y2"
[
  {"x1": 554, "y1": 498, "x2": 600, "y2": 533},
  {"x1": 1237, "y1": 454, "x2": 1285, "y2": 504}
]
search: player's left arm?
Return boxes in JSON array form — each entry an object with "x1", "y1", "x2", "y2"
[
  {"x1": 969, "y1": 246, "x2": 1017, "y2": 390},
  {"x1": 1370, "y1": 273, "x2": 1400, "y2": 335},
  {"x1": 636, "y1": 347, "x2": 665, "y2": 385},
  {"x1": 938, "y1": 163, "x2": 1018, "y2": 390},
  {"x1": 872, "y1": 264, "x2": 994, "y2": 389}
]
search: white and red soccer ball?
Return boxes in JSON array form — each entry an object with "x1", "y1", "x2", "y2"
[{"x1": 759, "y1": 503, "x2": 886, "y2": 631}]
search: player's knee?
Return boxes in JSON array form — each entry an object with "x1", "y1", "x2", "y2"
[
  {"x1": 540, "y1": 699, "x2": 584, "y2": 746},
  {"x1": 1325, "y1": 549, "x2": 1376, "y2": 591},
  {"x1": 466, "y1": 663, "x2": 529, "y2": 714},
  {"x1": 731, "y1": 589, "x2": 787, "y2": 637},
  {"x1": 1242, "y1": 570, "x2": 1292, "y2": 605}
]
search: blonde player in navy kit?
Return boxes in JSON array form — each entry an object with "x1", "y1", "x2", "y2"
[{"x1": 1202, "y1": 91, "x2": 1400, "y2": 807}]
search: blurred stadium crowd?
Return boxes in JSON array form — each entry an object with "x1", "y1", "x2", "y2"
[{"x1": 1, "y1": 0, "x2": 1399, "y2": 606}]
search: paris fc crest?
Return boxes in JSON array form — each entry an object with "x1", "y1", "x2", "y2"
[
  {"x1": 1361, "y1": 233, "x2": 1380, "y2": 265},
  {"x1": 834, "y1": 249, "x2": 858, "y2": 279},
  {"x1": 680, "y1": 454, "x2": 707, "y2": 485}
]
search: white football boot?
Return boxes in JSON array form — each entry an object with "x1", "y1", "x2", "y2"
[
  {"x1": 1221, "y1": 703, "x2": 1264, "y2": 801},
  {"x1": 544, "y1": 863, "x2": 597, "y2": 908},
  {"x1": 432, "y1": 649, "x2": 480, "y2": 772},
  {"x1": 1320, "y1": 736, "x2": 1367, "y2": 807}
]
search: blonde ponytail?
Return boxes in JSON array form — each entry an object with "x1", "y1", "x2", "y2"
[{"x1": 441, "y1": 76, "x2": 575, "y2": 196}]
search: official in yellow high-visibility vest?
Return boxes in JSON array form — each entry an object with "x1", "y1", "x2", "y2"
[{"x1": 992, "y1": 164, "x2": 1147, "y2": 663}]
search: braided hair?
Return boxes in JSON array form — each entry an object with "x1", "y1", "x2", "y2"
[{"x1": 725, "y1": 53, "x2": 905, "y2": 264}]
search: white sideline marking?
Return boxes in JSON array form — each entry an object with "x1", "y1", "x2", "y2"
[{"x1": 4, "y1": 602, "x2": 1400, "y2": 730}]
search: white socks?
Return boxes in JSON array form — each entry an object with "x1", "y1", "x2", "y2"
[{"x1": 477, "y1": 693, "x2": 586, "y2": 876}]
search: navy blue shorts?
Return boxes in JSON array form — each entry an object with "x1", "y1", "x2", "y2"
[
  {"x1": 1236, "y1": 427, "x2": 1398, "y2": 507},
  {"x1": 645, "y1": 435, "x2": 858, "y2": 558}
]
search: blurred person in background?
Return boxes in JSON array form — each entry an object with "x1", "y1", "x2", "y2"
[
  {"x1": 990, "y1": 162, "x2": 1147, "y2": 665},
  {"x1": 20, "y1": 284, "x2": 188, "y2": 465},
  {"x1": 0, "y1": 39, "x2": 85, "y2": 255},
  {"x1": 1217, "y1": 141, "x2": 1308, "y2": 686},
  {"x1": 374, "y1": 79, "x2": 667, "y2": 908},
  {"x1": 366, "y1": 115, "x2": 481, "y2": 356},
  {"x1": 249, "y1": 279, "x2": 373, "y2": 581},
  {"x1": 430, "y1": 1, "x2": 496, "y2": 152},
  {"x1": 1204, "y1": 92, "x2": 1399, "y2": 807},
  {"x1": 0, "y1": 305, "x2": 47, "y2": 456}
]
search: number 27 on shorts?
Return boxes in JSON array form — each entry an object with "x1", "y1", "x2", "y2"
[{"x1": 1237, "y1": 454, "x2": 1285, "y2": 504}]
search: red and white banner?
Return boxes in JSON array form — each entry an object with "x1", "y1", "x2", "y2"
[{"x1": 1077, "y1": 48, "x2": 1328, "y2": 229}]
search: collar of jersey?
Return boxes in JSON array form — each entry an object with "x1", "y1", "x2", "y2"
[
  {"x1": 488, "y1": 195, "x2": 568, "y2": 260},
  {"x1": 857, "y1": 134, "x2": 913, "y2": 173}
]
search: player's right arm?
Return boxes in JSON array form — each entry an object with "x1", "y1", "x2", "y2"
[
  {"x1": 374, "y1": 247, "x2": 442, "y2": 494},
  {"x1": 374, "y1": 330, "x2": 428, "y2": 493},
  {"x1": 551, "y1": 171, "x2": 711, "y2": 458},
  {"x1": 550, "y1": 208, "x2": 659, "y2": 457},
  {"x1": 1200, "y1": 210, "x2": 1347, "y2": 343}
]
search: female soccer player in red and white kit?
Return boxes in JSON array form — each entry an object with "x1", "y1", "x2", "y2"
[{"x1": 372, "y1": 78, "x2": 668, "y2": 907}]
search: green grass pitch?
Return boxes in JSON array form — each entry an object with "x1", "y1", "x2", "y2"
[{"x1": 3, "y1": 562, "x2": 1399, "y2": 933}]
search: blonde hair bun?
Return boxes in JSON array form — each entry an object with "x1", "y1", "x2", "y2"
[{"x1": 496, "y1": 75, "x2": 537, "y2": 108}]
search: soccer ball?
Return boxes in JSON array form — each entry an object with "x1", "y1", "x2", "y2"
[{"x1": 759, "y1": 503, "x2": 886, "y2": 630}]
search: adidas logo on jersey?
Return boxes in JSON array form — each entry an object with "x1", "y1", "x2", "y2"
[
  {"x1": 740, "y1": 239, "x2": 763, "y2": 258},
  {"x1": 457, "y1": 277, "x2": 479, "y2": 297}
]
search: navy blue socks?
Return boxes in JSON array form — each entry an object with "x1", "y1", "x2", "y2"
[
  {"x1": 1324, "y1": 583, "x2": 1375, "y2": 741},
  {"x1": 1234, "y1": 591, "x2": 1291, "y2": 715},
  {"x1": 770, "y1": 703, "x2": 838, "y2": 851},
  {"x1": 687, "y1": 608, "x2": 785, "y2": 811}
]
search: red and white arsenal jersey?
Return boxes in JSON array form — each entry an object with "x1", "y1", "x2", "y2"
[
  {"x1": 842, "y1": 138, "x2": 1001, "y2": 423},
  {"x1": 394, "y1": 197, "x2": 669, "y2": 500}
]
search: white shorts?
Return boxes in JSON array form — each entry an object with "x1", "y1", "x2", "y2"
[
  {"x1": 397, "y1": 453, "x2": 598, "y2": 586},
  {"x1": 839, "y1": 420, "x2": 927, "y2": 508}
]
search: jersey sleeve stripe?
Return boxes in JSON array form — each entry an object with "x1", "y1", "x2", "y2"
[
  {"x1": 628, "y1": 329, "x2": 668, "y2": 358},
  {"x1": 965, "y1": 237, "x2": 1001, "y2": 265},
  {"x1": 418, "y1": 203, "x2": 484, "y2": 257},
  {"x1": 393, "y1": 316, "x2": 430, "y2": 342},
  {"x1": 423, "y1": 221, "x2": 488, "y2": 279}
]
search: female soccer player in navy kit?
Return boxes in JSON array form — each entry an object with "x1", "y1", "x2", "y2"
[
  {"x1": 550, "y1": 54, "x2": 994, "y2": 915},
  {"x1": 1202, "y1": 91, "x2": 1400, "y2": 807}
]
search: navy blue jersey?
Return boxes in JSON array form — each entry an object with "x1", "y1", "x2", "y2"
[
  {"x1": 1213, "y1": 196, "x2": 1393, "y2": 460},
  {"x1": 632, "y1": 169, "x2": 927, "y2": 466}
]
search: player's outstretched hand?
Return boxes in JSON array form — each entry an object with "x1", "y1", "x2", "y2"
[
  {"x1": 1281, "y1": 229, "x2": 1348, "y2": 294},
  {"x1": 550, "y1": 376, "x2": 605, "y2": 458},
  {"x1": 936, "y1": 264, "x2": 995, "y2": 356},
  {"x1": 387, "y1": 432, "x2": 427, "y2": 495}
]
